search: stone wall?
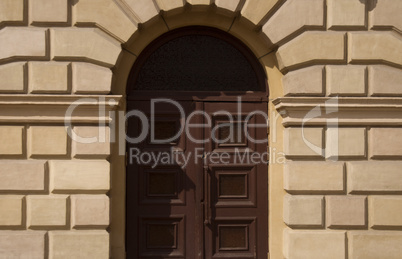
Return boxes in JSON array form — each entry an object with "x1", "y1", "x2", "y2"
[
  {"x1": 0, "y1": 0, "x2": 401, "y2": 258},
  {"x1": 272, "y1": 1, "x2": 402, "y2": 258}
]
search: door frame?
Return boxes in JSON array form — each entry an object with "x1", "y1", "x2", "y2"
[{"x1": 124, "y1": 26, "x2": 270, "y2": 258}]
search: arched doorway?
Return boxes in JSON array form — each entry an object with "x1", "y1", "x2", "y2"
[{"x1": 126, "y1": 26, "x2": 268, "y2": 259}]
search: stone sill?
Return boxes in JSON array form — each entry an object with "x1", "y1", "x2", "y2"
[
  {"x1": 273, "y1": 97, "x2": 402, "y2": 126},
  {"x1": 0, "y1": 95, "x2": 123, "y2": 124}
]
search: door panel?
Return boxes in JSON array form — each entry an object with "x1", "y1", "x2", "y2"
[
  {"x1": 126, "y1": 99, "x2": 268, "y2": 259},
  {"x1": 139, "y1": 216, "x2": 186, "y2": 257}
]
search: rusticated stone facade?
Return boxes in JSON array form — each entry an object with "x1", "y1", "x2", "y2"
[{"x1": 0, "y1": 0, "x2": 401, "y2": 258}]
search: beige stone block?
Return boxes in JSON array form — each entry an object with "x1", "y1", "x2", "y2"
[
  {"x1": 285, "y1": 127, "x2": 324, "y2": 157},
  {"x1": 31, "y1": 0, "x2": 68, "y2": 23},
  {"x1": 349, "y1": 231, "x2": 402, "y2": 259},
  {"x1": 348, "y1": 161, "x2": 402, "y2": 193},
  {"x1": 370, "y1": 128, "x2": 402, "y2": 157},
  {"x1": 123, "y1": 0, "x2": 159, "y2": 23},
  {"x1": 350, "y1": 32, "x2": 402, "y2": 67},
  {"x1": 369, "y1": 196, "x2": 402, "y2": 228},
  {"x1": 0, "y1": 0, "x2": 24, "y2": 24},
  {"x1": 328, "y1": 0, "x2": 366, "y2": 28},
  {"x1": 262, "y1": 0, "x2": 324, "y2": 45},
  {"x1": 284, "y1": 195, "x2": 323, "y2": 227},
  {"x1": 0, "y1": 160, "x2": 46, "y2": 191},
  {"x1": 284, "y1": 162, "x2": 345, "y2": 193},
  {"x1": 215, "y1": 0, "x2": 240, "y2": 12},
  {"x1": 241, "y1": 0, "x2": 280, "y2": 25},
  {"x1": 30, "y1": 126, "x2": 68, "y2": 156},
  {"x1": 72, "y1": 195, "x2": 109, "y2": 228},
  {"x1": 52, "y1": 28, "x2": 121, "y2": 68},
  {"x1": 110, "y1": 47, "x2": 136, "y2": 95},
  {"x1": 327, "y1": 196, "x2": 366, "y2": 228},
  {"x1": 187, "y1": 0, "x2": 210, "y2": 5},
  {"x1": 0, "y1": 196, "x2": 23, "y2": 226},
  {"x1": 124, "y1": 16, "x2": 168, "y2": 55},
  {"x1": 164, "y1": 9, "x2": 233, "y2": 32},
  {"x1": 326, "y1": 65, "x2": 366, "y2": 96},
  {"x1": 228, "y1": 17, "x2": 271, "y2": 58},
  {"x1": 0, "y1": 231, "x2": 45, "y2": 258},
  {"x1": 76, "y1": 0, "x2": 137, "y2": 42},
  {"x1": 49, "y1": 230, "x2": 109, "y2": 259},
  {"x1": 369, "y1": 65, "x2": 402, "y2": 96},
  {"x1": 72, "y1": 62, "x2": 111, "y2": 94},
  {"x1": 372, "y1": 0, "x2": 402, "y2": 31},
  {"x1": 284, "y1": 229, "x2": 346, "y2": 259},
  {"x1": 276, "y1": 32, "x2": 345, "y2": 71},
  {"x1": 326, "y1": 128, "x2": 366, "y2": 158},
  {"x1": 29, "y1": 62, "x2": 69, "y2": 93},
  {"x1": 49, "y1": 160, "x2": 110, "y2": 192},
  {"x1": 72, "y1": 126, "x2": 110, "y2": 157},
  {"x1": 0, "y1": 62, "x2": 25, "y2": 93},
  {"x1": 155, "y1": 0, "x2": 184, "y2": 11},
  {"x1": 0, "y1": 126, "x2": 24, "y2": 155},
  {"x1": 27, "y1": 195, "x2": 67, "y2": 227},
  {"x1": 0, "y1": 28, "x2": 46, "y2": 61},
  {"x1": 283, "y1": 66, "x2": 324, "y2": 96}
]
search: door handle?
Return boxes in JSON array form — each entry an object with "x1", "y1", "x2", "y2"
[
  {"x1": 204, "y1": 166, "x2": 211, "y2": 226},
  {"x1": 202, "y1": 152, "x2": 209, "y2": 169}
]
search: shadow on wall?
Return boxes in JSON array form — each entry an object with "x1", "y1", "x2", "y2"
[{"x1": 361, "y1": 0, "x2": 377, "y2": 11}]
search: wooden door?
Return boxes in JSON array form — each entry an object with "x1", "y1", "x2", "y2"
[
  {"x1": 202, "y1": 101, "x2": 268, "y2": 259},
  {"x1": 126, "y1": 99, "x2": 201, "y2": 258},
  {"x1": 126, "y1": 98, "x2": 268, "y2": 259}
]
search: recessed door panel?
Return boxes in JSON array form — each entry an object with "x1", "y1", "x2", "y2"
[
  {"x1": 139, "y1": 216, "x2": 185, "y2": 257},
  {"x1": 213, "y1": 218, "x2": 256, "y2": 258},
  {"x1": 139, "y1": 166, "x2": 186, "y2": 205},
  {"x1": 212, "y1": 166, "x2": 256, "y2": 208}
]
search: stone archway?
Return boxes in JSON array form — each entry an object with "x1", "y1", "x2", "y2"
[
  {"x1": 125, "y1": 25, "x2": 270, "y2": 258},
  {"x1": 109, "y1": 5, "x2": 284, "y2": 258}
]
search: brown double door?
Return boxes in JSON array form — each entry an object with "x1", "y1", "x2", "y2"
[{"x1": 126, "y1": 97, "x2": 268, "y2": 259}]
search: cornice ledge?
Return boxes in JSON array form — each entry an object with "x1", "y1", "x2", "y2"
[
  {"x1": 273, "y1": 97, "x2": 402, "y2": 126},
  {"x1": 0, "y1": 94, "x2": 123, "y2": 124}
]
